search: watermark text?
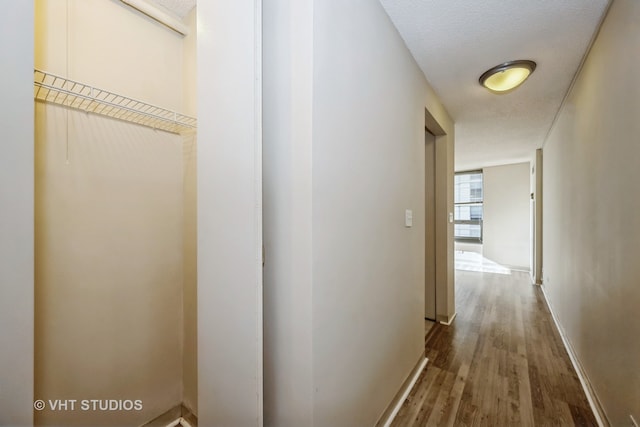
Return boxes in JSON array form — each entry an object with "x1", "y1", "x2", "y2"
[{"x1": 34, "y1": 399, "x2": 143, "y2": 412}]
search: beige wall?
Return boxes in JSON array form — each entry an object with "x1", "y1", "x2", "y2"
[
  {"x1": 35, "y1": 0, "x2": 184, "y2": 110},
  {"x1": 313, "y1": 2, "x2": 454, "y2": 423},
  {"x1": 35, "y1": 105, "x2": 184, "y2": 427},
  {"x1": 483, "y1": 162, "x2": 531, "y2": 270},
  {"x1": 34, "y1": 1, "x2": 189, "y2": 425},
  {"x1": 181, "y1": 7, "x2": 198, "y2": 417},
  {"x1": 542, "y1": 0, "x2": 640, "y2": 424},
  {"x1": 263, "y1": 0, "x2": 454, "y2": 424},
  {"x1": 0, "y1": 2, "x2": 34, "y2": 425}
]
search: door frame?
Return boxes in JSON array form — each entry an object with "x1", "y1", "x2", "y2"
[
  {"x1": 424, "y1": 107, "x2": 456, "y2": 325},
  {"x1": 425, "y1": 130, "x2": 437, "y2": 320}
]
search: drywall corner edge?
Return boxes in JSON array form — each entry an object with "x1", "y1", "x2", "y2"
[{"x1": 0, "y1": 2, "x2": 35, "y2": 425}]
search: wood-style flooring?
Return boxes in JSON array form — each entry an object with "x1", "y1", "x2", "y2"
[{"x1": 392, "y1": 270, "x2": 598, "y2": 426}]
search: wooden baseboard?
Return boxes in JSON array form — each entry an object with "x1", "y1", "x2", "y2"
[
  {"x1": 375, "y1": 352, "x2": 428, "y2": 427},
  {"x1": 540, "y1": 285, "x2": 609, "y2": 427}
]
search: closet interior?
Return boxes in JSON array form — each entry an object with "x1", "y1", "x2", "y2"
[{"x1": 33, "y1": 1, "x2": 197, "y2": 425}]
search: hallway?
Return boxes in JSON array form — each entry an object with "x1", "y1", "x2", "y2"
[
  {"x1": 392, "y1": 271, "x2": 597, "y2": 426},
  {"x1": 3, "y1": 0, "x2": 640, "y2": 425}
]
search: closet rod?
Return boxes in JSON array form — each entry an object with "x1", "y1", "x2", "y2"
[
  {"x1": 33, "y1": 69, "x2": 197, "y2": 134},
  {"x1": 119, "y1": 0, "x2": 189, "y2": 36}
]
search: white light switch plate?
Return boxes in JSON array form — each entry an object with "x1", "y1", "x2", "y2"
[{"x1": 405, "y1": 209, "x2": 413, "y2": 227}]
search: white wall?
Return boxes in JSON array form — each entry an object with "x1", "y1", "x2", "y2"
[
  {"x1": 263, "y1": 0, "x2": 455, "y2": 425},
  {"x1": 198, "y1": 0, "x2": 263, "y2": 425},
  {"x1": 483, "y1": 162, "x2": 531, "y2": 270},
  {"x1": 263, "y1": 0, "x2": 314, "y2": 424},
  {"x1": 542, "y1": 0, "x2": 640, "y2": 424},
  {"x1": 312, "y1": 2, "x2": 427, "y2": 424},
  {"x1": 0, "y1": 2, "x2": 34, "y2": 425}
]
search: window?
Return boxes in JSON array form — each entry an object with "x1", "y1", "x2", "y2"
[{"x1": 455, "y1": 171, "x2": 483, "y2": 242}]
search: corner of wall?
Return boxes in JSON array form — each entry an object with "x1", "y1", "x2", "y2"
[{"x1": 0, "y1": 2, "x2": 34, "y2": 425}]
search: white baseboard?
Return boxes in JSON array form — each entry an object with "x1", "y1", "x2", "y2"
[
  {"x1": 165, "y1": 417, "x2": 193, "y2": 427},
  {"x1": 439, "y1": 312, "x2": 457, "y2": 326},
  {"x1": 505, "y1": 265, "x2": 531, "y2": 273},
  {"x1": 376, "y1": 355, "x2": 428, "y2": 427},
  {"x1": 540, "y1": 285, "x2": 609, "y2": 427}
]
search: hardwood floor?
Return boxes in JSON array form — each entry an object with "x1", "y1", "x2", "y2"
[
  {"x1": 392, "y1": 270, "x2": 598, "y2": 427},
  {"x1": 425, "y1": 319, "x2": 436, "y2": 341}
]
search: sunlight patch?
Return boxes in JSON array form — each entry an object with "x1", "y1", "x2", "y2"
[{"x1": 455, "y1": 251, "x2": 511, "y2": 275}]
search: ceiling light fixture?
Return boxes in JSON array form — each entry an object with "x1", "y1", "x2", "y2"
[{"x1": 479, "y1": 60, "x2": 536, "y2": 93}]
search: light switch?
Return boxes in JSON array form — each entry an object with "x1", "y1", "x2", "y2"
[
  {"x1": 405, "y1": 209, "x2": 413, "y2": 227},
  {"x1": 449, "y1": 212, "x2": 454, "y2": 223}
]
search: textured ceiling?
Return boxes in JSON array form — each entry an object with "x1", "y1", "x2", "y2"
[
  {"x1": 149, "y1": 0, "x2": 196, "y2": 18},
  {"x1": 151, "y1": 0, "x2": 608, "y2": 170},
  {"x1": 379, "y1": 0, "x2": 609, "y2": 171}
]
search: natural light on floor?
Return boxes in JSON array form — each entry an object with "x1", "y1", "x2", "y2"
[{"x1": 455, "y1": 250, "x2": 511, "y2": 275}]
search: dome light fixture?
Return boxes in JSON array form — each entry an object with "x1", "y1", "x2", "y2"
[{"x1": 479, "y1": 60, "x2": 537, "y2": 93}]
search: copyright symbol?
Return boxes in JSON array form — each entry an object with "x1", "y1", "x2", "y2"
[{"x1": 34, "y1": 400, "x2": 46, "y2": 411}]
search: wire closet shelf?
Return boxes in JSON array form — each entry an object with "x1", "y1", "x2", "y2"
[{"x1": 34, "y1": 69, "x2": 197, "y2": 134}]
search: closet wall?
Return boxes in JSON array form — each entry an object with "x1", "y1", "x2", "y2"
[
  {"x1": 181, "y1": 7, "x2": 198, "y2": 417},
  {"x1": 34, "y1": 1, "x2": 196, "y2": 425}
]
